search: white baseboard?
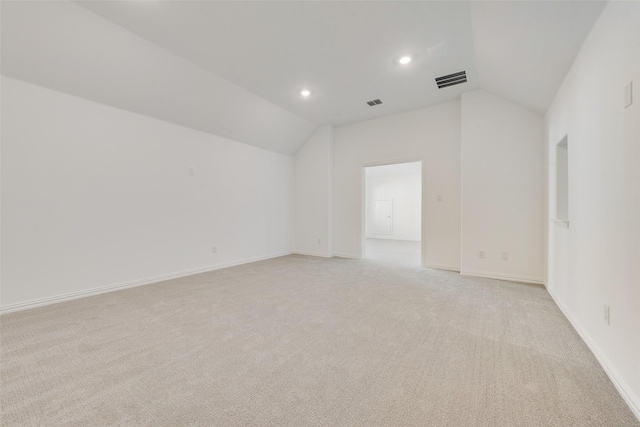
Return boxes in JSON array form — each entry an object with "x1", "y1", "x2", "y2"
[
  {"x1": 332, "y1": 252, "x2": 360, "y2": 259},
  {"x1": 292, "y1": 250, "x2": 333, "y2": 258},
  {"x1": 424, "y1": 263, "x2": 461, "y2": 272},
  {"x1": 0, "y1": 250, "x2": 292, "y2": 314},
  {"x1": 460, "y1": 269, "x2": 544, "y2": 285},
  {"x1": 548, "y1": 288, "x2": 640, "y2": 421}
]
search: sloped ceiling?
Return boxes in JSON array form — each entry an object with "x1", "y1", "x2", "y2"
[
  {"x1": 471, "y1": 1, "x2": 607, "y2": 113},
  {"x1": 1, "y1": 1, "x2": 606, "y2": 155},
  {"x1": 0, "y1": 1, "x2": 316, "y2": 155},
  {"x1": 76, "y1": 1, "x2": 481, "y2": 127}
]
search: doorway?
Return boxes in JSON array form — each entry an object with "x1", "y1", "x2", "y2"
[{"x1": 363, "y1": 161, "x2": 422, "y2": 267}]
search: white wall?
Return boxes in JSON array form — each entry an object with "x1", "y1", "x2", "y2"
[
  {"x1": 293, "y1": 125, "x2": 333, "y2": 257},
  {"x1": 365, "y1": 172, "x2": 421, "y2": 241},
  {"x1": 333, "y1": 101, "x2": 461, "y2": 270},
  {"x1": 546, "y1": 1, "x2": 640, "y2": 417},
  {"x1": 0, "y1": 77, "x2": 294, "y2": 311},
  {"x1": 461, "y1": 90, "x2": 545, "y2": 283}
]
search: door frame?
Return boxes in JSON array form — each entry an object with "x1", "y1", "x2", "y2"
[{"x1": 360, "y1": 157, "x2": 426, "y2": 267}]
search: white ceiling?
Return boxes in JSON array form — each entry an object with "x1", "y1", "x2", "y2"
[
  {"x1": 77, "y1": 1, "x2": 481, "y2": 127},
  {"x1": 1, "y1": 1, "x2": 317, "y2": 155},
  {"x1": 471, "y1": 1, "x2": 607, "y2": 113},
  {"x1": 2, "y1": 1, "x2": 606, "y2": 154}
]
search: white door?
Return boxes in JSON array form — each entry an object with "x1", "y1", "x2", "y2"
[{"x1": 373, "y1": 200, "x2": 393, "y2": 234}]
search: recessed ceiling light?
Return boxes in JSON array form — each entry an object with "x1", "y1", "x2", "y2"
[
  {"x1": 399, "y1": 56, "x2": 412, "y2": 65},
  {"x1": 300, "y1": 89, "x2": 311, "y2": 97}
]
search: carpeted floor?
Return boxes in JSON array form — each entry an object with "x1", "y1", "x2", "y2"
[{"x1": 1, "y1": 255, "x2": 637, "y2": 426}]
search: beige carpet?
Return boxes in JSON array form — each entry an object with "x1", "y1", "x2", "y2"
[{"x1": 1, "y1": 255, "x2": 637, "y2": 426}]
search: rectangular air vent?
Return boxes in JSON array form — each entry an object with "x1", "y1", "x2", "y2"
[
  {"x1": 366, "y1": 99, "x2": 383, "y2": 106},
  {"x1": 435, "y1": 71, "x2": 467, "y2": 89}
]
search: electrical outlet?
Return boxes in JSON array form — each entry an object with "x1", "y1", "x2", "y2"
[
  {"x1": 603, "y1": 305, "x2": 610, "y2": 325},
  {"x1": 478, "y1": 251, "x2": 485, "y2": 259},
  {"x1": 212, "y1": 246, "x2": 217, "y2": 254},
  {"x1": 189, "y1": 167, "x2": 195, "y2": 176},
  {"x1": 317, "y1": 238, "x2": 322, "y2": 244},
  {"x1": 624, "y1": 81, "x2": 633, "y2": 108},
  {"x1": 437, "y1": 195, "x2": 443, "y2": 202},
  {"x1": 501, "y1": 252, "x2": 509, "y2": 261}
]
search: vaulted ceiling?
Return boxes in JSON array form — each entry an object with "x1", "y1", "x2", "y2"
[{"x1": 1, "y1": 1, "x2": 606, "y2": 155}]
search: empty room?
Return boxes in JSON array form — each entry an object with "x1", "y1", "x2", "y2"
[{"x1": 1, "y1": 1, "x2": 638, "y2": 426}]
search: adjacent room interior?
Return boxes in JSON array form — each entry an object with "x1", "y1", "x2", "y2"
[
  {"x1": 1, "y1": 1, "x2": 638, "y2": 425},
  {"x1": 364, "y1": 161, "x2": 423, "y2": 267}
]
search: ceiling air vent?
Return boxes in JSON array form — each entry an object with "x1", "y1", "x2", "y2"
[
  {"x1": 435, "y1": 71, "x2": 467, "y2": 89},
  {"x1": 366, "y1": 99, "x2": 383, "y2": 106}
]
